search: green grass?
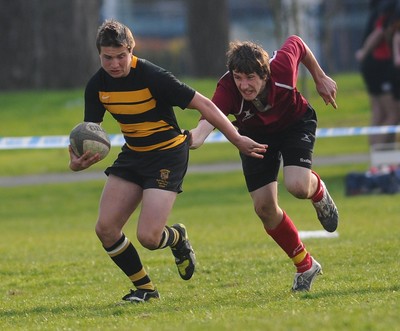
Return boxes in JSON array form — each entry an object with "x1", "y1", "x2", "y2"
[
  {"x1": 1, "y1": 73, "x2": 371, "y2": 176},
  {"x1": 1, "y1": 166, "x2": 399, "y2": 331}
]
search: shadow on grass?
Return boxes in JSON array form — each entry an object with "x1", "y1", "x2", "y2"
[{"x1": 294, "y1": 283, "x2": 400, "y2": 300}]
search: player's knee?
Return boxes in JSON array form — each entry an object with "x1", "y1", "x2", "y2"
[
  {"x1": 95, "y1": 221, "x2": 107, "y2": 239},
  {"x1": 254, "y1": 203, "x2": 274, "y2": 221},
  {"x1": 286, "y1": 182, "x2": 309, "y2": 199},
  {"x1": 94, "y1": 221, "x2": 123, "y2": 248},
  {"x1": 254, "y1": 203, "x2": 283, "y2": 230},
  {"x1": 137, "y1": 232, "x2": 159, "y2": 250}
]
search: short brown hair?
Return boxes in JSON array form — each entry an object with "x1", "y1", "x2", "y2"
[
  {"x1": 96, "y1": 19, "x2": 135, "y2": 54},
  {"x1": 227, "y1": 41, "x2": 270, "y2": 79}
]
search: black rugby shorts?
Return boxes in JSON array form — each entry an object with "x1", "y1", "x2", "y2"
[
  {"x1": 105, "y1": 140, "x2": 189, "y2": 193},
  {"x1": 240, "y1": 106, "x2": 317, "y2": 192}
]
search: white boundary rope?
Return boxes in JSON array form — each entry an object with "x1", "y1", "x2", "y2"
[
  {"x1": 299, "y1": 230, "x2": 339, "y2": 239},
  {"x1": 1, "y1": 125, "x2": 400, "y2": 150}
]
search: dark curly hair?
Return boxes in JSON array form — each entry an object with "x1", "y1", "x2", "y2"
[{"x1": 227, "y1": 41, "x2": 270, "y2": 79}]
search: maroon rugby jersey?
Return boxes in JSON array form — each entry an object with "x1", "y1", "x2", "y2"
[{"x1": 211, "y1": 35, "x2": 310, "y2": 135}]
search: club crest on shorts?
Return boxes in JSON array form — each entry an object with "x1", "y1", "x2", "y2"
[{"x1": 157, "y1": 169, "x2": 170, "y2": 188}]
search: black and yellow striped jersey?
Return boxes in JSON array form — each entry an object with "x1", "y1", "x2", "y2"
[{"x1": 84, "y1": 56, "x2": 196, "y2": 152}]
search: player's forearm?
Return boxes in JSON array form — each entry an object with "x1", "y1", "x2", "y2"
[
  {"x1": 361, "y1": 28, "x2": 384, "y2": 57},
  {"x1": 300, "y1": 40, "x2": 338, "y2": 108},
  {"x1": 188, "y1": 92, "x2": 241, "y2": 146},
  {"x1": 301, "y1": 42, "x2": 326, "y2": 84},
  {"x1": 190, "y1": 119, "x2": 215, "y2": 149},
  {"x1": 199, "y1": 106, "x2": 240, "y2": 144}
]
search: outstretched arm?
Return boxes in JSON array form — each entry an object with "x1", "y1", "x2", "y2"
[
  {"x1": 187, "y1": 92, "x2": 267, "y2": 158},
  {"x1": 189, "y1": 119, "x2": 215, "y2": 149},
  {"x1": 300, "y1": 37, "x2": 338, "y2": 109}
]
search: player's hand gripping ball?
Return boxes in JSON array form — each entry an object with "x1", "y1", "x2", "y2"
[{"x1": 69, "y1": 122, "x2": 111, "y2": 160}]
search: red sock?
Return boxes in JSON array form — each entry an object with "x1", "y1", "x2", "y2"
[
  {"x1": 295, "y1": 252, "x2": 312, "y2": 273},
  {"x1": 265, "y1": 211, "x2": 311, "y2": 272},
  {"x1": 311, "y1": 170, "x2": 324, "y2": 202}
]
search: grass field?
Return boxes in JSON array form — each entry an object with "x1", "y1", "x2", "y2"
[
  {"x1": 1, "y1": 74, "x2": 399, "y2": 330},
  {"x1": 1, "y1": 167, "x2": 399, "y2": 331}
]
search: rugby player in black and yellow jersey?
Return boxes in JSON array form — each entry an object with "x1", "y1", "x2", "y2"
[{"x1": 68, "y1": 19, "x2": 266, "y2": 303}]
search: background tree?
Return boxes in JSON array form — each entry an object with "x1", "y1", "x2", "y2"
[
  {"x1": 0, "y1": 0, "x2": 100, "y2": 90},
  {"x1": 186, "y1": 0, "x2": 229, "y2": 77}
]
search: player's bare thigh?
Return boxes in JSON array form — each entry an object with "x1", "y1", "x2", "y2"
[{"x1": 96, "y1": 174, "x2": 143, "y2": 246}]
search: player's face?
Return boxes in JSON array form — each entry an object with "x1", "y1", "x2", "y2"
[
  {"x1": 232, "y1": 70, "x2": 267, "y2": 101},
  {"x1": 99, "y1": 46, "x2": 132, "y2": 78}
]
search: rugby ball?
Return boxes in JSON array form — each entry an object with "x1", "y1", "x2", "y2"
[{"x1": 69, "y1": 122, "x2": 111, "y2": 160}]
